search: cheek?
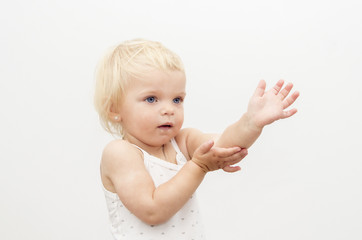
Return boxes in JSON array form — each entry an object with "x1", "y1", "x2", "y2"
[
  {"x1": 176, "y1": 109, "x2": 184, "y2": 125},
  {"x1": 123, "y1": 106, "x2": 147, "y2": 125},
  {"x1": 137, "y1": 109, "x2": 157, "y2": 124},
  {"x1": 179, "y1": 107, "x2": 184, "y2": 117}
]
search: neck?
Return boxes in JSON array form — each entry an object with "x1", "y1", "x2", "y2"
[{"x1": 161, "y1": 144, "x2": 168, "y2": 161}]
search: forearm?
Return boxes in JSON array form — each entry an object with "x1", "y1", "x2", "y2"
[
  {"x1": 215, "y1": 113, "x2": 263, "y2": 149},
  {"x1": 142, "y1": 160, "x2": 206, "y2": 225}
]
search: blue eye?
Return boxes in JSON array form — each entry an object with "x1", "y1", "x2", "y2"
[
  {"x1": 173, "y1": 97, "x2": 183, "y2": 104},
  {"x1": 145, "y1": 96, "x2": 156, "y2": 103}
]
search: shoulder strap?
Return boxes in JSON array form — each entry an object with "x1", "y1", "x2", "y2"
[
  {"x1": 170, "y1": 138, "x2": 182, "y2": 154},
  {"x1": 130, "y1": 144, "x2": 151, "y2": 169},
  {"x1": 131, "y1": 144, "x2": 145, "y2": 154},
  {"x1": 170, "y1": 138, "x2": 188, "y2": 165}
]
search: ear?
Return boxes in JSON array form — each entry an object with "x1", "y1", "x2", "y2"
[{"x1": 108, "y1": 104, "x2": 121, "y2": 122}]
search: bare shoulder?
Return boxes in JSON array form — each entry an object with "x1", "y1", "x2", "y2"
[
  {"x1": 101, "y1": 139, "x2": 143, "y2": 192},
  {"x1": 176, "y1": 128, "x2": 219, "y2": 159},
  {"x1": 176, "y1": 128, "x2": 201, "y2": 146},
  {"x1": 175, "y1": 128, "x2": 193, "y2": 160},
  {"x1": 102, "y1": 139, "x2": 141, "y2": 166}
]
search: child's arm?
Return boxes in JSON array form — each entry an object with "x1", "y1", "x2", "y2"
[
  {"x1": 215, "y1": 79, "x2": 299, "y2": 148},
  {"x1": 101, "y1": 139, "x2": 247, "y2": 225},
  {"x1": 179, "y1": 80, "x2": 299, "y2": 170}
]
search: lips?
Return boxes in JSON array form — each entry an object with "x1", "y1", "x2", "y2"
[{"x1": 157, "y1": 122, "x2": 173, "y2": 129}]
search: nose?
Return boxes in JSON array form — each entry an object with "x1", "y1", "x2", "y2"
[{"x1": 160, "y1": 102, "x2": 174, "y2": 115}]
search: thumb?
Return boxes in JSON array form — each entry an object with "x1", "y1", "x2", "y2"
[{"x1": 195, "y1": 140, "x2": 214, "y2": 155}]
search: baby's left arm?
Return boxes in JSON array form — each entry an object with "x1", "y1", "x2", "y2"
[
  {"x1": 178, "y1": 79, "x2": 299, "y2": 172},
  {"x1": 215, "y1": 79, "x2": 300, "y2": 149}
]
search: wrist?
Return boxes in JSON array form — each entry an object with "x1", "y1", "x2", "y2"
[
  {"x1": 189, "y1": 159, "x2": 209, "y2": 174},
  {"x1": 241, "y1": 113, "x2": 264, "y2": 133}
]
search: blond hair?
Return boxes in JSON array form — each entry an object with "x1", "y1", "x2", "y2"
[{"x1": 94, "y1": 39, "x2": 184, "y2": 136}]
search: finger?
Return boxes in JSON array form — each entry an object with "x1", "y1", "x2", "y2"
[
  {"x1": 212, "y1": 146, "x2": 242, "y2": 158},
  {"x1": 271, "y1": 79, "x2": 284, "y2": 95},
  {"x1": 230, "y1": 148, "x2": 248, "y2": 161},
  {"x1": 196, "y1": 140, "x2": 214, "y2": 155},
  {"x1": 278, "y1": 82, "x2": 293, "y2": 100},
  {"x1": 223, "y1": 165, "x2": 241, "y2": 173},
  {"x1": 283, "y1": 91, "x2": 300, "y2": 109},
  {"x1": 225, "y1": 158, "x2": 243, "y2": 167},
  {"x1": 281, "y1": 108, "x2": 298, "y2": 119},
  {"x1": 224, "y1": 148, "x2": 248, "y2": 165},
  {"x1": 253, "y1": 80, "x2": 266, "y2": 97}
]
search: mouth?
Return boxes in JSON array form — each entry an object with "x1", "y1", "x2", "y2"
[{"x1": 157, "y1": 123, "x2": 173, "y2": 129}]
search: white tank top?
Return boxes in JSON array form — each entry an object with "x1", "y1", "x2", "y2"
[{"x1": 102, "y1": 138, "x2": 205, "y2": 240}]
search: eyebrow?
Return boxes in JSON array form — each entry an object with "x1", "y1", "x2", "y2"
[{"x1": 138, "y1": 89, "x2": 186, "y2": 97}]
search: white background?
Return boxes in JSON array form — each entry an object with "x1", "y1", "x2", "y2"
[{"x1": 1, "y1": 0, "x2": 361, "y2": 239}]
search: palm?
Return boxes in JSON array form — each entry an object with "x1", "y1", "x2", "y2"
[{"x1": 247, "y1": 80, "x2": 299, "y2": 128}]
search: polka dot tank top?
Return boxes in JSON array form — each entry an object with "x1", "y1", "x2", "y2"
[{"x1": 103, "y1": 138, "x2": 205, "y2": 240}]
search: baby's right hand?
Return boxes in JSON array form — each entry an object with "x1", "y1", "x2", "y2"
[{"x1": 191, "y1": 140, "x2": 248, "y2": 173}]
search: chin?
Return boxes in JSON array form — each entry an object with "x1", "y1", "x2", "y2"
[{"x1": 156, "y1": 134, "x2": 177, "y2": 145}]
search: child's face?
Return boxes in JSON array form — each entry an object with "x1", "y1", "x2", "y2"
[{"x1": 119, "y1": 69, "x2": 186, "y2": 147}]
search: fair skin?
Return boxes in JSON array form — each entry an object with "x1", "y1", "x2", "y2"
[{"x1": 101, "y1": 69, "x2": 299, "y2": 225}]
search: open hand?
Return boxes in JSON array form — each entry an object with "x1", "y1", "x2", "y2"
[
  {"x1": 247, "y1": 79, "x2": 300, "y2": 129},
  {"x1": 191, "y1": 140, "x2": 248, "y2": 173}
]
